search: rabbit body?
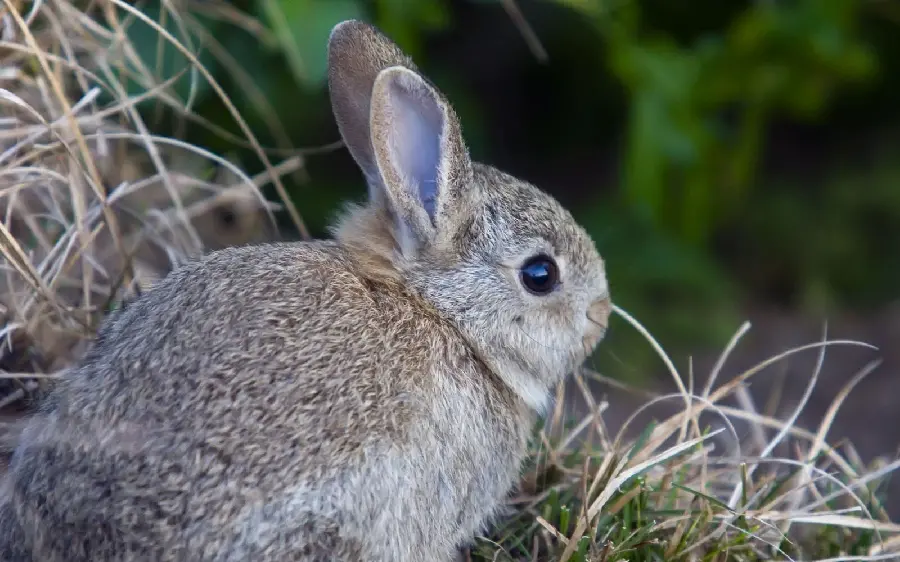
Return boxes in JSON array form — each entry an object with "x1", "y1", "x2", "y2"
[
  {"x1": 0, "y1": 20, "x2": 611, "y2": 562},
  {"x1": 1, "y1": 237, "x2": 531, "y2": 562}
]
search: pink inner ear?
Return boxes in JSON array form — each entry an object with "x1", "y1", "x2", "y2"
[{"x1": 384, "y1": 74, "x2": 443, "y2": 221}]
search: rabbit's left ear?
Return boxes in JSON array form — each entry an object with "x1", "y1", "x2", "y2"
[
  {"x1": 369, "y1": 66, "x2": 475, "y2": 257},
  {"x1": 327, "y1": 20, "x2": 418, "y2": 208}
]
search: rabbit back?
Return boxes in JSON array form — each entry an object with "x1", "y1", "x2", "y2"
[{"x1": 0, "y1": 242, "x2": 531, "y2": 561}]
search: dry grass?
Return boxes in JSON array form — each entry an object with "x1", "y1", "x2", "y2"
[
  {"x1": 0, "y1": 2, "x2": 897, "y2": 561},
  {"x1": 0, "y1": 0, "x2": 304, "y2": 407},
  {"x1": 470, "y1": 310, "x2": 899, "y2": 561}
]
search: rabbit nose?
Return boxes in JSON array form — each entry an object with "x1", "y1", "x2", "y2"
[{"x1": 588, "y1": 295, "x2": 611, "y2": 330}]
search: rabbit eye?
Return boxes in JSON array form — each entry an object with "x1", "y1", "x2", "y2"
[{"x1": 520, "y1": 255, "x2": 560, "y2": 295}]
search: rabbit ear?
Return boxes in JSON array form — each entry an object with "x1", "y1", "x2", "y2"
[
  {"x1": 369, "y1": 66, "x2": 474, "y2": 257},
  {"x1": 327, "y1": 20, "x2": 419, "y2": 206}
]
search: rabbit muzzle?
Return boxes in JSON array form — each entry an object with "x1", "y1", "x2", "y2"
[{"x1": 584, "y1": 295, "x2": 612, "y2": 350}]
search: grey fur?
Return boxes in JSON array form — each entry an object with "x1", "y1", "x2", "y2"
[{"x1": 0, "y1": 20, "x2": 611, "y2": 562}]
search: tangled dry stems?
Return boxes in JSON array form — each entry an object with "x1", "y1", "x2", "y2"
[
  {"x1": 0, "y1": 0, "x2": 303, "y2": 400},
  {"x1": 0, "y1": 2, "x2": 897, "y2": 561},
  {"x1": 473, "y1": 313, "x2": 899, "y2": 561}
]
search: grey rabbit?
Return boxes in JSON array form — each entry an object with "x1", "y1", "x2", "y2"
[{"x1": 0, "y1": 19, "x2": 611, "y2": 562}]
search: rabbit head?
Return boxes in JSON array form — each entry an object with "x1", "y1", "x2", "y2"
[{"x1": 328, "y1": 21, "x2": 611, "y2": 412}]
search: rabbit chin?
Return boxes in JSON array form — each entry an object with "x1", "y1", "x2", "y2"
[
  {"x1": 494, "y1": 361, "x2": 557, "y2": 414},
  {"x1": 470, "y1": 321, "x2": 601, "y2": 417},
  {"x1": 481, "y1": 335, "x2": 592, "y2": 416}
]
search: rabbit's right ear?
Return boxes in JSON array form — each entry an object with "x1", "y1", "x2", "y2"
[
  {"x1": 368, "y1": 67, "x2": 474, "y2": 258},
  {"x1": 327, "y1": 20, "x2": 418, "y2": 207}
]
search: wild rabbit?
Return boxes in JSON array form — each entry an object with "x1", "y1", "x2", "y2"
[{"x1": 0, "y1": 19, "x2": 611, "y2": 562}]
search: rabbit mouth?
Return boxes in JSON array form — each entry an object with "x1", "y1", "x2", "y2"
[{"x1": 581, "y1": 327, "x2": 608, "y2": 355}]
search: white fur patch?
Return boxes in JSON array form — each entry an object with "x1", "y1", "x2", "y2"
[{"x1": 496, "y1": 364, "x2": 552, "y2": 414}]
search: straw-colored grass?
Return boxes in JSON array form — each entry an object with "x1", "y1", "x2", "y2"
[
  {"x1": 0, "y1": 0, "x2": 301, "y2": 403},
  {"x1": 467, "y1": 312, "x2": 899, "y2": 561},
  {"x1": 0, "y1": 2, "x2": 897, "y2": 561}
]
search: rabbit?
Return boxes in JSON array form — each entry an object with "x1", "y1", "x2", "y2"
[{"x1": 0, "y1": 19, "x2": 612, "y2": 562}]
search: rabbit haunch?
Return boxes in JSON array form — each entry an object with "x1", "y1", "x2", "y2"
[{"x1": 0, "y1": 19, "x2": 611, "y2": 562}]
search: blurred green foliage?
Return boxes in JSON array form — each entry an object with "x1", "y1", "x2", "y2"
[
  {"x1": 116, "y1": 0, "x2": 900, "y2": 372},
  {"x1": 601, "y1": 0, "x2": 875, "y2": 246}
]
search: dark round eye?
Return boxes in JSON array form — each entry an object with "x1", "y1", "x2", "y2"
[{"x1": 520, "y1": 255, "x2": 560, "y2": 295}]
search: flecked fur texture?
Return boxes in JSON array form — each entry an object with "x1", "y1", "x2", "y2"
[{"x1": 0, "y1": 20, "x2": 611, "y2": 562}]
